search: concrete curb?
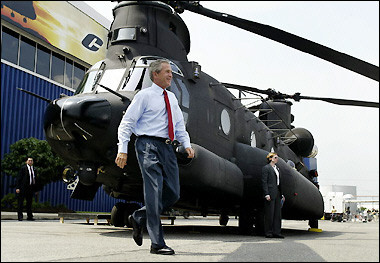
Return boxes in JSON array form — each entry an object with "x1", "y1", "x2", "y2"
[{"x1": 1, "y1": 211, "x2": 59, "y2": 220}]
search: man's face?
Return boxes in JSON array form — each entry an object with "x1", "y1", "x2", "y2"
[
  {"x1": 26, "y1": 158, "x2": 33, "y2": 166},
  {"x1": 153, "y1": 62, "x2": 172, "y2": 89}
]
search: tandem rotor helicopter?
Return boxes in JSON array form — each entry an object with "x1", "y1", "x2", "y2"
[{"x1": 23, "y1": 1, "x2": 379, "y2": 233}]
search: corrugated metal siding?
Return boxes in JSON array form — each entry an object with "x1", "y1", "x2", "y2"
[
  {"x1": 1, "y1": 63, "x2": 73, "y2": 157},
  {"x1": 1, "y1": 63, "x2": 124, "y2": 212}
]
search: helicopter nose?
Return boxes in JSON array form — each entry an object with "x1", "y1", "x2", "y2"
[{"x1": 44, "y1": 95, "x2": 111, "y2": 141}]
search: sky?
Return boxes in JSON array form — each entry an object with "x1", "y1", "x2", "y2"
[{"x1": 84, "y1": 1, "x2": 379, "y2": 197}]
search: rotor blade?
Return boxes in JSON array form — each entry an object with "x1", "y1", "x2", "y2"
[
  {"x1": 177, "y1": 2, "x2": 379, "y2": 82},
  {"x1": 222, "y1": 82, "x2": 273, "y2": 96},
  {"x1": 222, "y1": 82, "x2": 379, "y2": 108},
  {"x1": 292, "y1": 95, "x2": 379, "y2": 108}
]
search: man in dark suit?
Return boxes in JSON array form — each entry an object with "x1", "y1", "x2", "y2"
[
  {"x1": 16, "y1": 157, "x2": 37, "y2": 221},
  {"x1": 261, "y1": 152, "x2": 285, "y2": 238}
]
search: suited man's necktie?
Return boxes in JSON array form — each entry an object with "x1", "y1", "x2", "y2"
[{"x1": 163, "y1": 90, "x2": 174, "y2": 141}]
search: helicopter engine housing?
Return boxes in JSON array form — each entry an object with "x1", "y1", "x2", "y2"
[{"x1": 285, "y1": 127, "x2": 315, "y2": 157}]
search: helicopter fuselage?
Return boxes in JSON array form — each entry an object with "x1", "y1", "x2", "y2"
[{"x1": 43, "y1": 1, "x2": 324, "y2": 226}]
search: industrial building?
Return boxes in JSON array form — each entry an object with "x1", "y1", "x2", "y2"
[{"x1": 1, "y1": 1, "x2": 120, "y2": 211}]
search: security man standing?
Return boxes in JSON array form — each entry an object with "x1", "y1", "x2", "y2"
[
  {"x1": 16, "y1": 157, "x2": 37, "y2": 221},
  {"x1": 262, "y1": 152, "x2": 285, "y2": 238}
]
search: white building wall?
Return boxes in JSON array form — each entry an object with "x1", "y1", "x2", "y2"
[{"x1": 320, "y1": 185, "x2": 357, "y2": 213}]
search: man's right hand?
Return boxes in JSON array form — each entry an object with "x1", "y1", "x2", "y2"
[{"x1": 115, "y1": 153, "x2": 128, "y2": 169}]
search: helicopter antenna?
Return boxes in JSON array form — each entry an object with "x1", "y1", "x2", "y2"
[
  {"x1": 169, "y1": 1, "x2": 379, "y2": 82},
  {"x1": 17, "y1": 88, "x2": 52, "y2": 103}
]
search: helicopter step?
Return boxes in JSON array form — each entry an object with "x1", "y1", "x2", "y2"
[
  {"x1": 58, "y1": 212, "x2": 111, "y2": 225},
  {"x1": 57, "y1": 212, "x2": 176, "y2": 226}
]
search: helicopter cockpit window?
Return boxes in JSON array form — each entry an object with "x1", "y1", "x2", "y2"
[
  {"x1": 120, "y1": 57, "x2": 183, "y2": 92},
  {"x1": 120, "y1": 67, "x2": 152, "y2": 91},
  {"x1": 170, "y1": 62, "x2": 183, "y2": 76},
  {"x1": 112, "y1": 27, "x2": 137, "y2": 42},
  {"x1": 75, "y1": 60, "x2": 104, "y2": 94},
  {"x1": 120, "y1": 58, "x2": 154, "y2": 91},
  {"x1": 96, "y1": 68, "x2": 126, "y2": 93},
  {"x1": 135, "y1": 57, "x2": 184, "y2": 77}
]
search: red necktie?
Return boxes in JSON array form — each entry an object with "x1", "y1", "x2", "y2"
[{"x1": 163, "y1": 90, "x2": 174, "y2": 141}]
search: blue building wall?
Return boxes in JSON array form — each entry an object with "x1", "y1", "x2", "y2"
[{"x1": 1, "y1": 63, "x2": 123, "y2": 212}]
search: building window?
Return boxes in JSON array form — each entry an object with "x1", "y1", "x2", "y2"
[
  {"x1": 65, "y1": 58, "x2": 74, "y2": 88},
  {"x1": 1, "y1": 27, "x2": 19, "y2": 65},
  {"x1": 1, "y1": 26, "x2": 88, "y2": 90},
  {"x1": 19, "y1": 36, "x2": 36, "y2": 71},
  {"x1": 36, "y1": 44, "x2": 51, "y2": 78},
  {"x1": 73, "y1": 63, "x2": 85, "y2": 90},
  {"x1": 51, "y1": 52, "x2": 65, "y2": 85}
]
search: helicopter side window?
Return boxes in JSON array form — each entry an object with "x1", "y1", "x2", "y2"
[
  {"x1": 170, "y1": 78, "x2": 190, "y2": 109},
  {"x1": 168, "y1": 80, "x2": 189, "y2": 125},
  {"x1": 178, "y1": 79, "x2": 189, "y2": 108},
  {"x1": 168, "y1": 81, "x2": 181, "y2": 102},
  {"x1": 169, "y1": 77, "x2": 190, "y2": 125},
  {"x1": 221, "y1": 109, "x2": 231, "y2": 135},
  {"x1": 170, "y1": 62, "x2": 183, "y2": 76}
]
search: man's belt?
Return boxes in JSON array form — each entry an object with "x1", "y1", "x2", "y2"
[{"x1": 138, "y1": 135, "x2": 180, "y2": 146}]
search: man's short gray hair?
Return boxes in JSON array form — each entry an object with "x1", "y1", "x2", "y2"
[{"x1": 149, "y1": 59, "x2": 170, "y2": 81}]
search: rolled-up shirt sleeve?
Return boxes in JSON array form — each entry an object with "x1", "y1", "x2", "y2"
[{"x1": 117, "y1": 93, "x2": 145, "y2": 154}]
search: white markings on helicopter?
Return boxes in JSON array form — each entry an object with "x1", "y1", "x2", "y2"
[
  {"x1": 76, "y1": 98, "x2": 91, "y2": 104},
  {"x1": 50, "y1": 124, "x2": 54, "y2": 139},
  {"x1": 74, "y1": 123, "x2": 93, "y2": 140},
  {"x1": 60, "y1": 98, "x2": 73, "y2": 139}
]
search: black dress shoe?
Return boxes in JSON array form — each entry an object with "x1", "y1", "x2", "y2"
[
  {"x1": 26, "y1": 218, "x2": 35, "y2": 221},
  {"x1": 273, "y1": 234, "x2": 285, "y2": 238},
  {"x1": 18, "y1": 218, "x2": 23, "y2": 221},
  {"x1": 150, "y1": 246, "x2": 175, "y2": 255},
  {"x1": 265, "y1": 234, "x2": 273, "y2": 238},
  {"x1": 128, "y1": 215, "x2": 143, "y2": 246}
]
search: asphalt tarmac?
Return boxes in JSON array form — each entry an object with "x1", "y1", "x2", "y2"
[{"x1": 1, "y1": 212, "x2": 379, "y2": 262}]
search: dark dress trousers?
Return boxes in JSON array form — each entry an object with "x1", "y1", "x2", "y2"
[
  {"x1": 133, "y1": 136, "x2": 180, "y2": 249},
  {"x1": 261, "y1": 164, "x2": 283, "y2": 236},
  {"x1": 16, "y1": 164, "x2": 36, "y2": 220}
]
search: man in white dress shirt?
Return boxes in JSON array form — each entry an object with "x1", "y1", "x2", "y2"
[{"x1": 115, "y1": 59, "x2": 194, "y2": 255}]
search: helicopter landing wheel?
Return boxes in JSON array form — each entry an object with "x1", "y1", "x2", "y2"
[
  {"x1": 219, "y1": 214, "x2": 229, "y2": 226},
  {"x1": 238, "y1": 206, "x2": 255, "y2": 235},
  {"x1": 111, "y1": 202, "x2": 127, "y2": 227}
]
